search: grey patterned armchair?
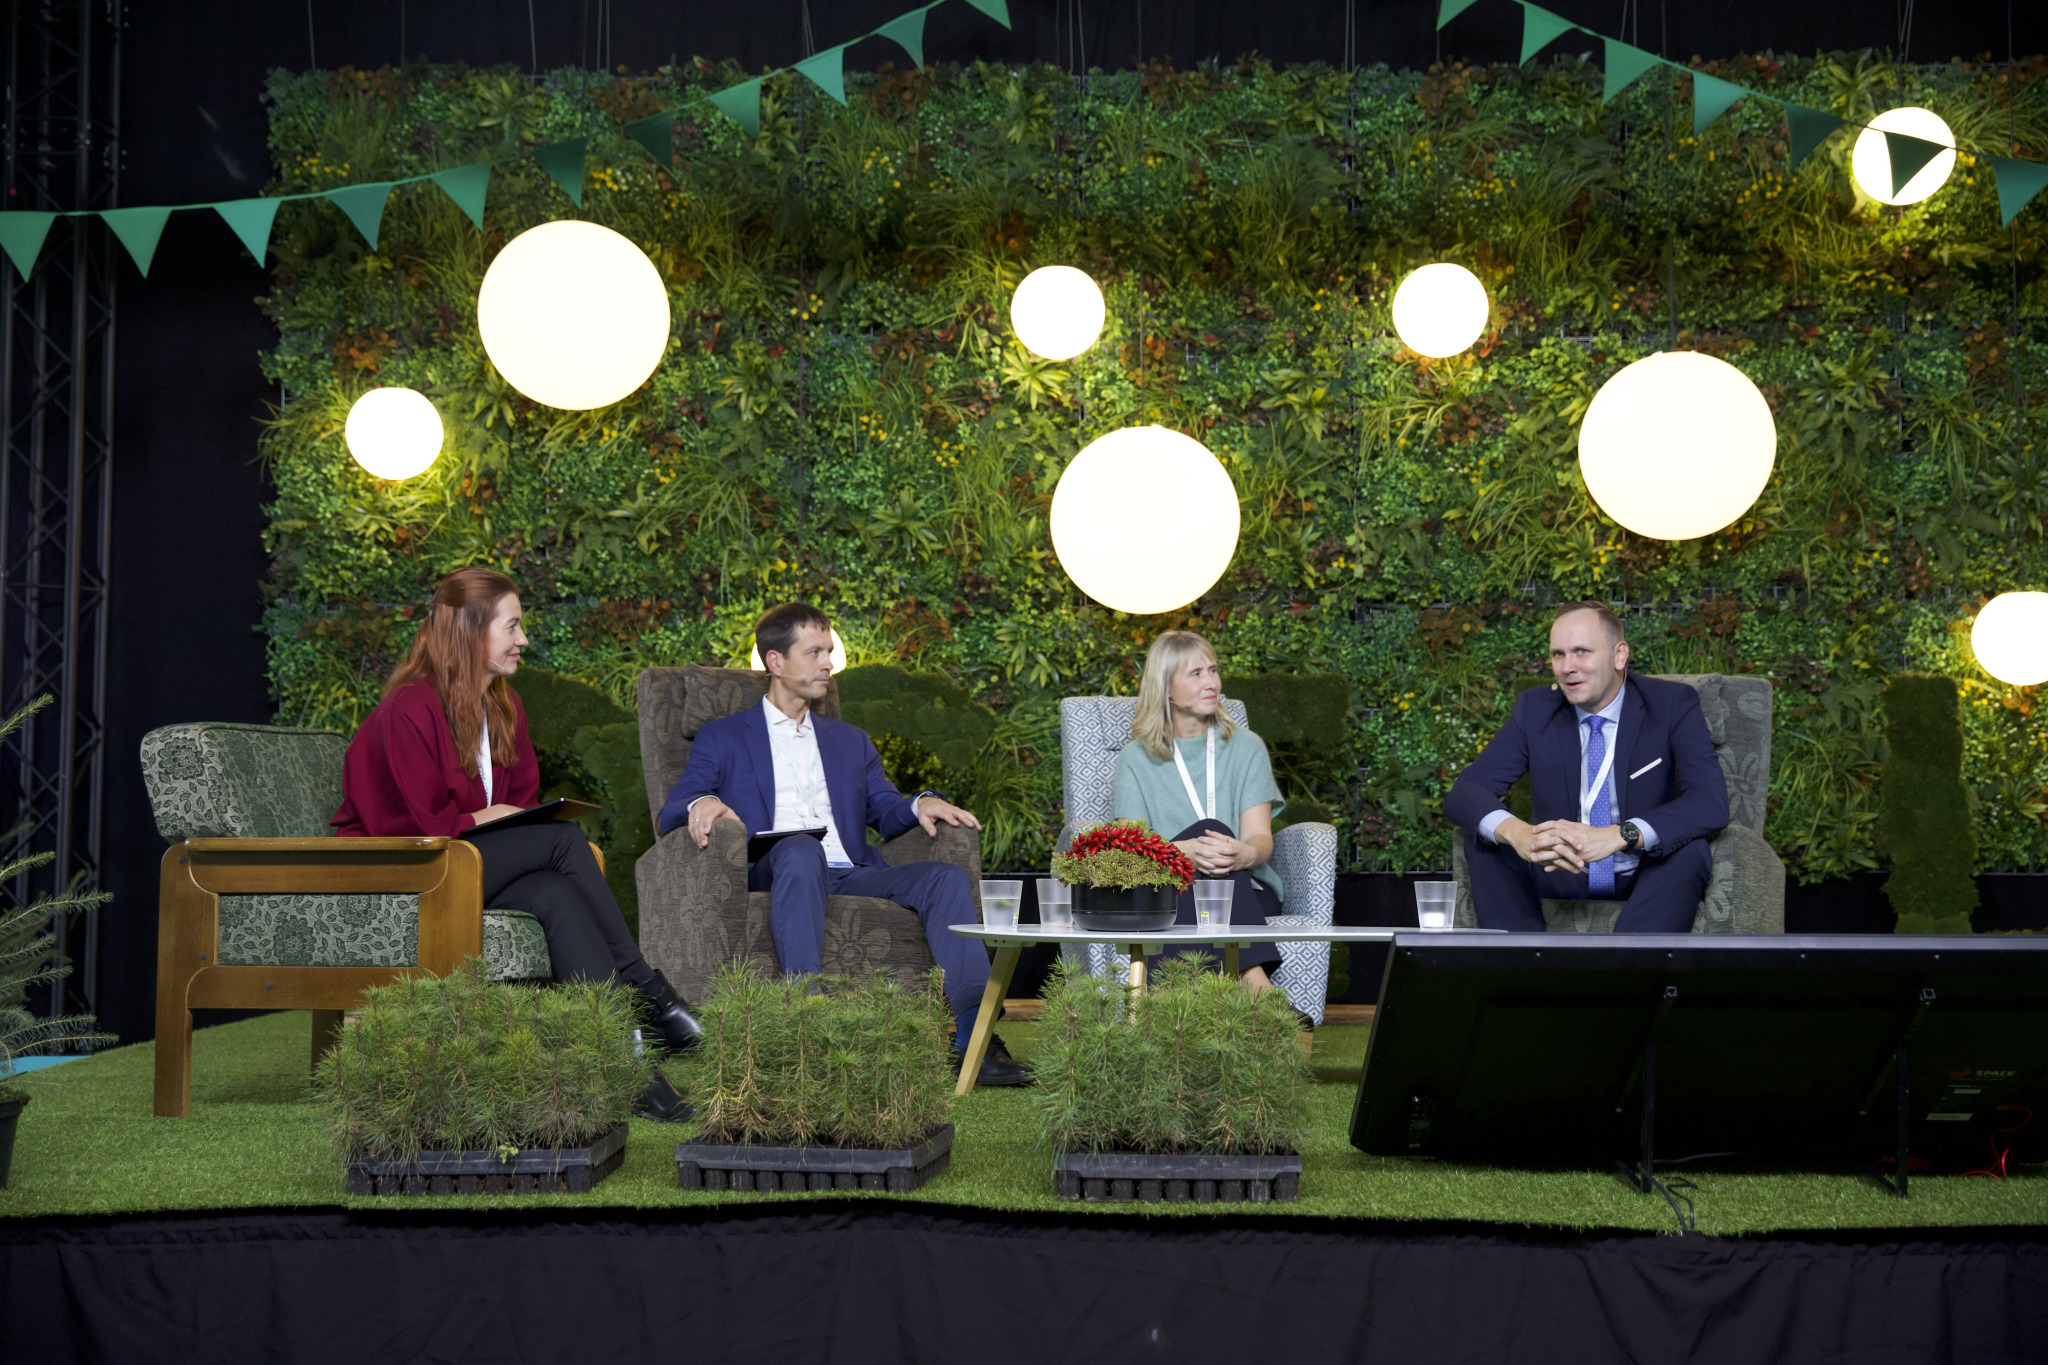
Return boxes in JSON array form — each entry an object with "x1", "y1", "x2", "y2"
[
  {"x1": 633, "y1": 665, "x2": 984, "y2": 1005},
  {"x1": 1058, "y1": 696, "x2": 1339, "y2": 1024},
  {"x1": 140, "y1": 722, "x2": 553, "y2": 1117},
  {"x1": 1450, "y1": 672, "x2": 1786, "y2": 932}
]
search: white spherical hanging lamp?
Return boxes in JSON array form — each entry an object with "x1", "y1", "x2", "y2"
[
  {"x1": 1049, "y1": 425, "x2": 1241, "y2": 614},
  {"x1": 750, "y1": 630, "x2": 848, "y2": 674},
  {"x1": 1010, "y1": 265, "x2": 1106, "y2": 361},
  {"x1": 345, "y1": 387, "x2": 444, "y2": 480},
  {"x1": 1391, "y1": 262, "x2": 1490, "y2": 359},
  {"x1": 1971, "y1": 592, "x2": 2048, "y2": 686},
  {"x1": 476, "y1": 220, "x2": 671, "y2": 410},
  {"x1": 1850, "y1": 107, "x2": 1957, "y2": 207},
  {"x1": 1577, "y1": 351, "x2": 1777, "y2": 541}
]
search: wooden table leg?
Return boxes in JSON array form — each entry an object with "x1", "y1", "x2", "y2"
[
  {"x1": 1224, "y1": 942, "x2": 1240, "y2": 978},
  {"x1": 955, "y1": 944, "x2": 1022, "y2": 1097},
  {"x1": 1127, "y1": 943, "x2": 1147, "y2": 1002}
]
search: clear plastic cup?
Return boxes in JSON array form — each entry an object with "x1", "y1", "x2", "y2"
[
  {"x1": 1413, "y1": 880, "x2": 1457, "y2": 931},
  {"x1": 980, "y1": 879, "x2": 1022, "y2": 929},
  {"x1": 1193, "y1": 879, "x2": 1233, "y2": 928},
  {"x1": 1037, "y1": 878, "x2": 1073, "y2": 928}
]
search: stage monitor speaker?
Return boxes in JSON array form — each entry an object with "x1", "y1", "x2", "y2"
[{"x1": 1349, "y1": 934, "x2": 2048, "y2": 1177}]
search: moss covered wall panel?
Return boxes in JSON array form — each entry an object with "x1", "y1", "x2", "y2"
[{"x1": 259, "y1": 54, "x2": 2048, "y2": 876}]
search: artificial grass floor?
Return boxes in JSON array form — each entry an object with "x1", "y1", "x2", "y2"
[{"x1": 3, "y1": 1011, "x2": 2044, "y2": 1234}]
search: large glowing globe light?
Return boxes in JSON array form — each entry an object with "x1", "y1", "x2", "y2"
[
  {"x1": 345, "y1": 387, "x2": 444, "y2": 480},
  {"x1": 1577, "y1": 351, "x2": 1776, "y2": 541},
  {"x1": 1391, "y1": 262, "x2": 1490, "y2": 359},
  {"x1": 750, "y1": 630, "x2": 848, "y2": 674},
  {"x1": 1971, "y1": 592, "x2": 2048, "y2": 686},
  {"x1": 1010, "y1": 266, "x2": 1106, "y2": 361},
  {"x1": 477, "y1": 220, "x2": 670, "y2": 410},
  {"x1": 1050, "y1": 426, "x2": 1240, "y2": 614},
  {"x1": 1851, "y1": 107, "x2": 1956, "y2": 206}
]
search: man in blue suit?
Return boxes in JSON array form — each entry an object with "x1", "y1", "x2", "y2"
[
  {"x1": 1443, "y1": 602, "x2": 1728, "y2": 932},
  {"x1": 657, "y1": 603, "x2": 1030, "y2": 1086}
]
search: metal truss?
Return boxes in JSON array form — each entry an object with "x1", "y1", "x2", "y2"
[{"x1": 1, "y1": 0, "x2": 122, "y2": 1025}]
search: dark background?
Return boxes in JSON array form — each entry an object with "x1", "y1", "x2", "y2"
[{"x1": 87, "y1": 0, "x2": 2048, "y2": 1045}]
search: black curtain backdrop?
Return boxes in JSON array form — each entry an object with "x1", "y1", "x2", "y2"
[
  {"x1": 6, "y1": 1204, "x2": 2048, "y2": 1363},
  {"x1": 94, "y1": 0, "x2": 2048, "y2": 1047}
]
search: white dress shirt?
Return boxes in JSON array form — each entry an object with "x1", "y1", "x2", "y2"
[
  {"x1": 1478, "y1": 685, "x2": 1659, "y2": 873},
  {"x1": 759, "y1": 697, "x2": 856, "y2": 867}
]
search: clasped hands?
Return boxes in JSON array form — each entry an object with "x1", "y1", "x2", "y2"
[
  {"x1": 1496, "y1": 816, "x2": 1625, "y2": 874},
  {"x1": 1176, "y1": 831, "x2": 1253, "y2": 877},
  {"x1": 684, "y1": 794, "x2": 980, "y2": 849}
]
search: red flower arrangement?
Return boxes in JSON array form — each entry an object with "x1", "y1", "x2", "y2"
[{"x1": 1052, "y1": 819, "x2": 1196, "y2": 892}]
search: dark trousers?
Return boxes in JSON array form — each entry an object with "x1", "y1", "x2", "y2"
[
  {"x1": 1154, "y1": 819, "x2": 1283, "y2": 973},
  {"x1": 748, "y1": 834, "x2": 991, "y2": 1019},
  {"x1": 468, "y1": 822, "x2": 653, "y2": 987},
  {"x1": 1465, "y1": 829, "x2": 1712, "y2": 933}
]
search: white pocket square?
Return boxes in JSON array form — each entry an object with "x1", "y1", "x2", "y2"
[{"x1": 1629, "y1": 758, "x2": 1662, "y2": 780}]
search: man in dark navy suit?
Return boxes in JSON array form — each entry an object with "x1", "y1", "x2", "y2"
[
  {"x1": 1443, "y1": 602, "x2": 1728, "y2": 932},
  {"x1": 657, "y1": 602, "x2": 1030, "y2": 1086}
]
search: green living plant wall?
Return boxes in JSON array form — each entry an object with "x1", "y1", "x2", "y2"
[{"x1": 258, "y1": 50, "x2": 2048, "y2": 880}]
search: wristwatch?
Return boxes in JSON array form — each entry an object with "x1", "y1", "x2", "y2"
[{"x1": 1619, "y1": 821, "x2": 1643, "y2": 852}]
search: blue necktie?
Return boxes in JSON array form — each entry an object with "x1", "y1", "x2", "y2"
[{"x1": 1585, "y1": 715, "x2": 1616, "y2": 896}]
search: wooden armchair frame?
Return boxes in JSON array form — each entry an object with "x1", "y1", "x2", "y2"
[{"x1": 153, "y1": 836, "x2": 484, "y2": 1118}]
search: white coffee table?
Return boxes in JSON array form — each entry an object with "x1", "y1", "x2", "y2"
[{"x1": 947, "y1": 923, "x2": 1417, "y2": 1096}]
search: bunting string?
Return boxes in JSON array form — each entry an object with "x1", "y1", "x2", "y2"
[
  {"x1": 0, "y1": 0, "x2": 1010, "y2": 280},
  {"x1": 1446, "y1": 0, "x2": 2048, "y2": 227}
]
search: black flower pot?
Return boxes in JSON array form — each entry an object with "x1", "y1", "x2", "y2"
[
  {"x1": 1071, "y1": 884, "x2": 1181, "y2": 932},
  {"x1": 0, "y1": 1097, "x2": 24, "y2": 1189}
]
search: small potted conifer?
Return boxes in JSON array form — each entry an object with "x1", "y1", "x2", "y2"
[
  {"x1": 1034, "y1": 955, "x2": 1310, "y2": 1204},
  {"x1": 1054, "y1": 819, "x2": 1194, "y2": 932},
  {"x1": 315, "y1": 959, "x2": 645, "y2": 1195},
  {"x1": 674, "y1": 962, "x2": 955, "y2": 1193}
]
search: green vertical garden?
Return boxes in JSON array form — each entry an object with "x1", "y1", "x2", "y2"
[{"x1": 254, "y1": 52, "x2": 2047, "y2": 878}]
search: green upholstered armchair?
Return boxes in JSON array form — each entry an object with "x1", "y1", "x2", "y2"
[
  {"x1": 140, "y1": 722, "x2": 554, "y2": 1117},
  {"x1": 1450, "y1": 673, "x2": 1786, "y2": 934},
  {"x1": 632, "y1": 665, "x2": 984, "y2": 1006}
]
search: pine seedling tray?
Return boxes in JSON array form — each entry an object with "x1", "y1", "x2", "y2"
[
  {"x1": 676, "y1": 1123, "x2": 953, "y2": 1193},
  {"x1": 346, "y1": 1124, "x2": 627, "y2": 1195},
  {"x1": 1053, "y1": 1149, "x2": 1301, "y2": 1204}
]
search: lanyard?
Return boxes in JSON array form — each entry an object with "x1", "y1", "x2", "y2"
[
  {"x1": 1578, "y1": 718, "x2": 1617, "y2": 825},
  {"x1": 1172, "y1": 728, "x2": 1216, "y2": 824},
  {"x1": 478, "y1": 711, "x2": 493, "y2": 808}
]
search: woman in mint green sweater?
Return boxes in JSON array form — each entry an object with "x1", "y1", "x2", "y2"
[{"x1": 1111, "y1": 630, "x2": 1284, "y2": 996}]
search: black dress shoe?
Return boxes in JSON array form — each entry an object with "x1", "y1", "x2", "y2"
[
  {"x1": 636, "y1": 1066, "x2": 694, "y2": 1123},
  {"x1": 638, "y1": 970, "x2": 704, "y2": 1055},
  {"x1": 956, "y1": 1032, "x2": 1033, "y2": 1087}
]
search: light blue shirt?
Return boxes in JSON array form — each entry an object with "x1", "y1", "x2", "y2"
[{"x1": 1478, "y1": 685, "x2": 1659, "y2": 873}]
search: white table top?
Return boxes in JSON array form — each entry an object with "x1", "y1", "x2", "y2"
[{"x1": 951, "y1": 923, "x2": 1466, "y2": 950}]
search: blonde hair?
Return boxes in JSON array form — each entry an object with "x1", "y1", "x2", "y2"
[{"x1": 1132, "y1": 631, "x2": 1235, "y2": 762}]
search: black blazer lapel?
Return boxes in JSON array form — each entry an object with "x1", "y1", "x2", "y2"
[
  {"x1": 1613, "y1": 676, "x2": 1646, "y2": 823},
  {"x1": 1538, "y1": 690, "x2": 1578, "y2": 823}
]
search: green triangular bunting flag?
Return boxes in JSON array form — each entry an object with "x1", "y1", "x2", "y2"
[
  {"x1": 0, "y1": 211, "x2": 57, "y2": 280},
  {"x1": 1437, "y1": 0, "x2": 1482, "y2": 28},
  {"x1": 1691, "y1": 72, "x2": 1748, "y2": 135},
  {"x1": 708, "y1": 79, "x2": 763, "y2": 136},
  {"x1": 1602, "y1": 38, "x2": 1662, "y2": 103},
  {"x1": 1781, "y1": 103, "x2": 1847, "y2": 167},
  {"x1": 327, "y1": 182, "x2": 394, "y2": 250},
  {"x1": 533, "y1": 139, "x2": 588, "y2": 207},
  {"x1": 878, "y1": 8, "x2": 927, "y2": 69},
  {"x1": 101, "y1": 205, "x2": 173, "y2": 276},
  {"x1": 624, "y1": 112, "x2": 677, "y2": 166},
  {"x1": 214, "y1": 198, "x2": 281, "y2": 264},
  {"x1": 428, "y1": 163, "x2": 493, "y2": 229},
  {"x1": 1883, "y1": 130, "x2": 1947, "y2": 198},
  {"x1": 1518, "y1": 3, "x2": 1579, "y2": 66},
  {"x1": 961, "y1": 0, "x2": 1010, "y2": 28},
  {"x1": 795, "y1": 48, "x2": 847, "y2": 104},
  {"x1": 1990, "y1": 156, "x2": 2048, "y2": 227}
]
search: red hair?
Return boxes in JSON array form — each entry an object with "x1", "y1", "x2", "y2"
[{"x1": 385, "y1": 568, "x2": 520, "y2": 775}]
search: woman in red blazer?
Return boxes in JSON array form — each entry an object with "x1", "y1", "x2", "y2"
[{"x1": 333, "y1": 567, "x2": 698, "y2": 1118}]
